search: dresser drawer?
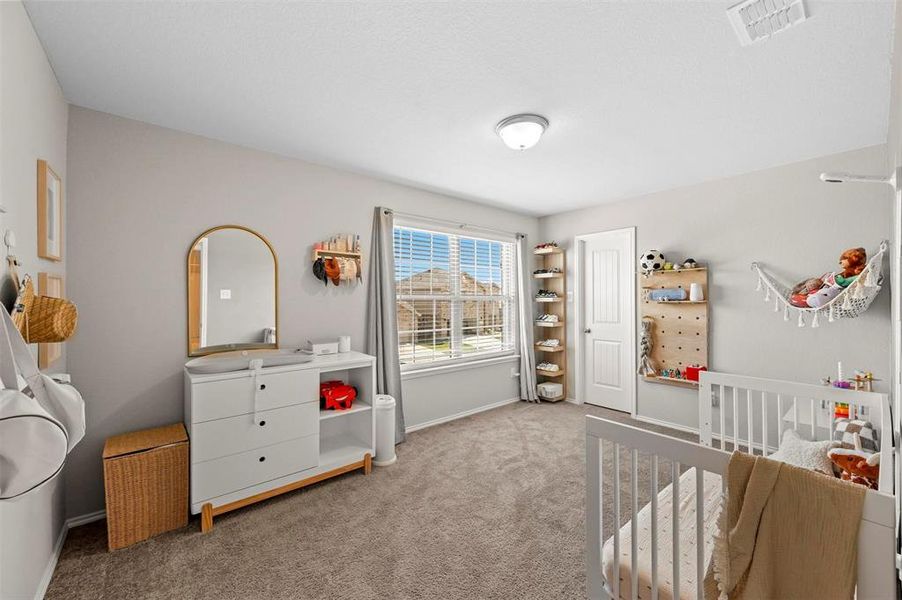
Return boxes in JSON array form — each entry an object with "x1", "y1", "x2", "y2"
[
  {"x1": 192, "y1": 435, "x2": 318, "y2": 502},
  {"x1": 190, "y1": 369, "x2": 318, "y2": 423},
  {"x1": 190, "y1": 403, "x2": 319, "y2": 463}
]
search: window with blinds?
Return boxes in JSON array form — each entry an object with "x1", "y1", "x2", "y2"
[{"x1": 393, "y1": 224, "x2": 515, "y2": 367}]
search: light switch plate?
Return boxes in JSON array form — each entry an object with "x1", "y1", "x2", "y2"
[{"x1": 220, "y1": 289, "x2": 232, "y2": 300}]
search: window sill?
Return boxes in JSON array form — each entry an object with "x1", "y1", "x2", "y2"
[{"x1": 401, "y1": 353, "x2": 520, "y2": 381}]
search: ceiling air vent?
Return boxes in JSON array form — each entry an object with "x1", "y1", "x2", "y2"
[{"x1": 727, "y1": 0, "x2": 807, "y2": 46}]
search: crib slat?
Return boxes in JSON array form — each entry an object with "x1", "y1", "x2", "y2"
[
  {"x1": 631, "y1": 449, "x2": 639, "y2": 600},
  {"x1": 793, "y1": 397, "x2": 798, "y2": 431},
  {"x1": 747, "y1": 389, "x2": 753, "y2": 453},
  {"x1": 672, "y1": 460, "x2": 680, "y2": 600},
  {"x1": 762, "y1": 392, "x2": 769, "y2": 456},
  {"x1": 613, "y1": 444, "x2": 621, "y2": 600},
  {"x1": 650, "y1": 455, "x2": 659, "y2": 600},
  {"x1": 732, "y1": 388, "x2": 739, "y2": 452},
  {"x1": 696, "y1": 468, "x2": 704, "y2": 600},
  {"x1": 777, "y1": 394, "x2": 783, "y2": 441},
  {"x1": 810, "y1": 398, "x2": 816, "y2": 440},
  {"x1": 718, "y1": 385, "x2": 725, "y2": 451},
  {"x1": 587, "y1": 434, "x2": 603, "y2": 596}
]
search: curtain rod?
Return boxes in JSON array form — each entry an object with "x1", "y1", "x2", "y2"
[{"x1": 386, "y1": 208, "x2": 526, "y2": 239}]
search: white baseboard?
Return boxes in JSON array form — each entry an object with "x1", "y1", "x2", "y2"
[
  {"x1": 33, "y1": 521, "x2": 67, "y2": 600},
  {"x1": 633, "y1": 414, "x2": 700, "y2": 436},
  {"x1": 405, "y1": 397, "x2": 520, "y2": 433},
  {"x1": 65, "y1": 509, "x2": 106, "y2": 529},
  {"x1": 565, "y1": 397, "x2": 580, "y2": 405},
  {"x1": 34, "y1": 509, "x2": 106, "y2": 600}
]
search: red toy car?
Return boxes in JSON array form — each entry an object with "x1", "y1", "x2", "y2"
[{"x1": 320, "y1": 380, "x2": 357, "y2": 410}]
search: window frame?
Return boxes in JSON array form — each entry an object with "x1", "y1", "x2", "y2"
[{"x1": 393, "y1": 218, "x2": 518, "y2": 373}]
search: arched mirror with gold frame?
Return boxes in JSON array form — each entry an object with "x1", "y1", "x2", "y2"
[{"x1": 187, "y1": 225, "x2": 278, "y2": 356}]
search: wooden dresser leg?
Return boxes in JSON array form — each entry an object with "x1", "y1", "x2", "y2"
[
  {"x1": 201, "y1": 503, "x2": 214, "y2": 533},
  {"x1": 364, "y1": 453, "x2": 372, "y2": 475}
]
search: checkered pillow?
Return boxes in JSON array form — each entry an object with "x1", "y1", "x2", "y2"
[{"x1": 833, "y1": 419, "x2": 879, "y2": 453}]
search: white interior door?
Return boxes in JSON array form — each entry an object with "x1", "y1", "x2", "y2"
[{"x1": 581, "y1": 229, "x2": 635, "y2": 412}]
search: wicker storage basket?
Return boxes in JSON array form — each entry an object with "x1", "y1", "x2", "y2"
[
  {"x1": 11, "y1": 274, "x2": 78, "y2": 343},
  {"x1": 103, "y1": 423, "x2": 188, "y2": 550}
]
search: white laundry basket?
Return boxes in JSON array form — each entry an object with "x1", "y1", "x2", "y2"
[{"x1": 373, "y1": 394, "x2": 397, "y2": 466}]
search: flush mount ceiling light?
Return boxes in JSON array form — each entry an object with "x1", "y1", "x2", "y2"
[{"x1": 496, "y1": 114, "x2": 548, "y2": 151}]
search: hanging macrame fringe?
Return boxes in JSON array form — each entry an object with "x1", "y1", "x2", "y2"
[{"x1": 751, "y1": 240, "x2": 888, "y2": 326}]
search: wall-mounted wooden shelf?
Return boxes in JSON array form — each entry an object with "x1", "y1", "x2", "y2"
[
  {"x1": 534, "y1": 243, "x2": 567, "y2": 402},
  {"x1": 314, "y1": 249, "x2": 361, "y2": 259},
  {"x1": 535, "y1": 344, "x2": 565, "y2": 353},
  {"x1": 639, "y1": 266, "x2": 709, "y2": 389},
  {"x1": 643, "y1": 375, "x2": 699, "y2": 389},
  {"x1": 640, "y1": 267, "x2": 707, "y2": 275},
  {"x1": 537, "y1": 368, "x2": 565, "y2": 378}
]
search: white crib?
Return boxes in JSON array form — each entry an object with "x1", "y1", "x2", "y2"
[{"x1": 586, "y1": 371, "x2": 896, "y2": 600}]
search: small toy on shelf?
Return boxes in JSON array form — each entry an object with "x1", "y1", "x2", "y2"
[
  {"x1": 682, "y1": 258, "x2": 698, "y2": 269},
  {"x1": 684, "y1": 365, "x2": 707, "y2": 382},
  {"x1": 639, "y1": 250, "x2": 665, "y2": 274}
]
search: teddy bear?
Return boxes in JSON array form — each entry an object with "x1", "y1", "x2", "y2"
[{"x1": 836, "y1": 247, "x2": 867, "y2": 286}]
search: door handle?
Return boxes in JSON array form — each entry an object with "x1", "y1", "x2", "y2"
[{"x1": 584, "y1": 328, "x2": 591, "y2": 334}]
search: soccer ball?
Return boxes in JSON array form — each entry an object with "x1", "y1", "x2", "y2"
[{"x1": 640, "y1": 250, "x2": 665, "y2": 273}]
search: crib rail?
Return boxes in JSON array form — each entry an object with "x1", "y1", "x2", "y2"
[
  {"x1": 586, "y1": 415, "x2": 896, "y2": 600},
  {"x1": 586, "y1": 416, "x2": 729, "y2": 600},
  {"x1": 697, "y1": 371, "x2": 893, "y2": 493}
]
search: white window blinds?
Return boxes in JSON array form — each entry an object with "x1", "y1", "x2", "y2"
[{"x1": 393, "y1": 225, "x2": 515, "y2": 367}]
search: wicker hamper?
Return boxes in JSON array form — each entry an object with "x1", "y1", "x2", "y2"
[{"x1": 102, "y1": 423, "x2": 188, "y2": 550}]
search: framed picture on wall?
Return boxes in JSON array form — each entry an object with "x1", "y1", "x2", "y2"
[
  {"x1": 37, "y1": 159, "x2": 63, "y2": 261},
  {"x1": 38, "y1": 272, "x2": 64, "y2": 368}
]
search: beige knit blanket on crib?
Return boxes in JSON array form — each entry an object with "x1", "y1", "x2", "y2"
[{"x1": 704, "y1": 451, "x2": 865, "y2": 600}]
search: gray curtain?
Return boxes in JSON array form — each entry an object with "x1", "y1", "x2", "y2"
[
  {"x1": 516, "y1": 235, "x2": 539, "y2": 402},
  {"x1": 365, "y1": 207, "x2": 406, "y2": 443}
]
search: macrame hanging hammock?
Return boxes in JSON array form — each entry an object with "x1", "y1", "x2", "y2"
[{"x1": 751, "y1": 240, "x2": 888, "y2": 328}]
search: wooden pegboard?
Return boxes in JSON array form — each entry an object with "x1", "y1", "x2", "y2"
[{"x1": 639, "y1": 268, "x2": 708, "y2": 388}]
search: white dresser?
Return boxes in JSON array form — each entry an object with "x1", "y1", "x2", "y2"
[{"x1": 184, "y1": 351, "x2": 376, "y2": 532}]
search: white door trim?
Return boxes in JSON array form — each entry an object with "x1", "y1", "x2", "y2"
[{"x1": 573, "y1": 227, "x2": 637, "y2": 416}]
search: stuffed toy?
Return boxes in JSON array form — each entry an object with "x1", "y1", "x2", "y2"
[
  {"x1": 790, "y1": 277, "x2": 824, "y2": 308},
  {"x1": 805, "y1": 273, "x2": 843, "y2": 308},
  {"x1": 788, "y1": 247, "x2": 867, "y2": 308},
  {"x1": 839, "y1": 247, "x2": 867, "y2": 278},
  {"x1": 828, "y1": 433, "x2": 880, "y2": 490}
]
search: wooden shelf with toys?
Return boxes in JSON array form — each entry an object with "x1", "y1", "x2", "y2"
[
  {"x1": 637, "y1": 251, "x2": 709, "y2": 389},
  {"x1": 533, "y1": 241, "x2": 567, "y2": 402}
]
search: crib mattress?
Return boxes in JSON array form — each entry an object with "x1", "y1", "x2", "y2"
[{"x1": 601, "y1": 468, "x2": 722, "y2": 600}]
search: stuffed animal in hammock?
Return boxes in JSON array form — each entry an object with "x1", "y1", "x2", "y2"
[{"x1": 789, "y1": 247, "x2": 867, "y2": 308}]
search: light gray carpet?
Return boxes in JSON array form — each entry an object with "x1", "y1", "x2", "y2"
[{"x1": 46, "y1": 402, "x2": 692, "y2": 600}]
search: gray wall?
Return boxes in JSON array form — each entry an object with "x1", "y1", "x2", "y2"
[
  {"x1": 0, "y1": 2, "x2": 69, "y2": 598},
  {"x1": 65, "y1": 107, "x2": 538, "y2": 518},
  {"x1": 540, "y1": 144, "x2": 893, "y2": 430},
  {"x1": 202, "y1": 229, "x2": 276, "y2": 346}
]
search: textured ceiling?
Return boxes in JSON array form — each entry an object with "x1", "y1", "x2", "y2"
[{"x1": 25, "y1": 1, "x2": 896, "y2": 216}]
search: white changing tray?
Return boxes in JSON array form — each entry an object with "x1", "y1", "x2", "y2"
[{"x1": 185, "y1": 349, "x2": 314, "y2": 374}]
